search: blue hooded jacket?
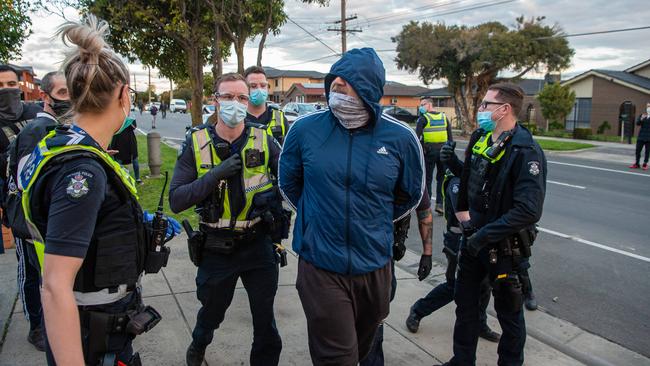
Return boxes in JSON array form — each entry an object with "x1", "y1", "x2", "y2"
[{"x1": 279, "y1": 48, "x2": 425, "y2": 275}]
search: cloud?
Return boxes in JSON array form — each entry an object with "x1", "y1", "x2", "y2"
[{"x1": 13, "y1": 0, "x2": 650, "y2": 91}]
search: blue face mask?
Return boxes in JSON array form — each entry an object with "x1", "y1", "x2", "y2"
[
  {"x1": 249, "y1": 88, "x2": 268, "y2": 106},
  {"x1": 418, "y1": 106, "x2": 427, "y2": 115},
  {"x1": 219, "y1": 101, "x2": 248, "y2": 128},
  {"x1": 477, "y1": 111, "x2": 495, "y2": 132}
]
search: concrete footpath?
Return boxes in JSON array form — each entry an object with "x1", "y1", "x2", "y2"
[{"x1": 1, "y1": 235, "x2": 648, "y2": 366}]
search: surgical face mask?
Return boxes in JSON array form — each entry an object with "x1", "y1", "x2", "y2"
[
  {"x1": 115, "y1": 100, "x2": 133, "y2": 135},
  {"x1": 219, "y1": 100, "x2": 248, "y2": 128},
  {"x1": 48, "y1": 94, "x2": 72, "y2": 117},
  {"x1": 477, "y1": 111, "x2": 495, "y2": 132},
  {"x1": 249, "y1": 88, "x2": 268, "y2": 107},
  {"x1": 418, "y1": 106, "x2": 427, "y2": 115},
  {"x1": 328, "y1": 91, "x2": 369, "y2": 129},
  {"x1": 0, "y1": 88, "x2": 24, "y2": 121},
  {"x1": 646, "y1": 107, "x2": 650, "y2": 114}
]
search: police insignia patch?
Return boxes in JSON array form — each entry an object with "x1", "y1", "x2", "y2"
[
  {"x1": 66, "y1": 172, "x2": 92, "y2": 198},
  {"x1": 452, "y1": 184, "x2": 459, "y2": 194},
  {"x1": 528, "y1": 161, "x2": 540, "y2": 176}
]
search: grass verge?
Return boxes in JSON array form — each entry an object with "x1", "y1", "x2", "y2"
[
  {"x1": 135, "y1": 135, "x2": 197, "y2": 226},
  {"x1": 535, "y1": 139, "x2": 595, "y2": 151}
]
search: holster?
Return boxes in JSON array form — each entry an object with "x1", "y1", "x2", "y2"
[
  {"x1": 144, "y1": 246, "x2": 170, "y2": 274},
  {"x1": 187, "y1": 230, "x2": 205, "y2": 266}
]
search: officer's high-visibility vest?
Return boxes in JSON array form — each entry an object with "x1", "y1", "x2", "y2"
[
  {"x1": 422, "y1": 112, "x2": 449, "y2": 143},
  {"x1": 191, "y1": 126, "x2": 273, "y2": 231},
  {"x1": 266, "y1": 109, "x2": 286, "y2": 141},
  {"x1": 471, "y1": 131, "x2": 506, "y2": 163},
  {"x1": 20, "y1": 128, "x2": 139, "y2": 271}
]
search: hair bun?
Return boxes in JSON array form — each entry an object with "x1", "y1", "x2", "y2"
[{"x1": 58, "y1": 14, "x2": 109, "y2": 63}]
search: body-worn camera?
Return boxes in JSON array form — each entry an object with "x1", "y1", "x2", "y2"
[{"x1": 245, "y1": 148, "x2": 265, "y2": 168}]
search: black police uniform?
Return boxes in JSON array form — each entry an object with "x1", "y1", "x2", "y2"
[
  {"x1": 449, "y1": 124, "x2": 546, "y2": 366},
  {"x1": 0, "y1": 103, "x2": 42, "y2": 334},
  {"x1": 245, "y1": 105, "x2": 289, "y2": 145},
  {"x1": 169, "y1": 124, "x2": 283, "y2": 366},
  {"x1": 3, "y1": 112, "x2": 57, "y2": 339},
  {"x1": 409, "y1": 156, "x2": 492, "y2": 332},
  {"x1": 25, "y1": 125, "x2": 157, "y2": 366}
]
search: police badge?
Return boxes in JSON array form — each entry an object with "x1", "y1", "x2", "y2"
[
  {"x1": 66, "y1": 173, "x2": 90, "y2": 198},
  {"x1": 528, "y1": 161, "x2": 540, "y2": 176}
]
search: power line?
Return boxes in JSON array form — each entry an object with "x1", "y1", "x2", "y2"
[
  {"x1": 275, "y1": 53, "x2": 340, "y2": 68},
  {"x1": 286, "y1": 16, "x2": 341, "y2": 55},
  {"x1": 348, "y1": 0, "x2": 471, "y2": 28},
  {"x1": 537, "y1": 25, "x2": 650, "y2": 40}
]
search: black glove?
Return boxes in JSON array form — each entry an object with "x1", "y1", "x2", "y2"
[
  {"x1": 439, "y1": 143, "x2": 455, "y2": 163},
  {"x1": 210, "y1": 154, "x2": 242, "y2": 180},
  {"x1": 417, "y1": 255, "x2": 432, "y2": 281},
  {"x1": 465, "y1": 232, "x2": 486, "y2": 257},
  {"x1": 393, "y1": 242, "x2": 406, "y2": 261}
]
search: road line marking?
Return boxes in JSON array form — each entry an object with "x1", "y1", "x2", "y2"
[
  {"x1": 548, "y1": 161, "x2": 649, "y2": 177},
  {"x1": 547, "y1": 180, "x2": 586, "y2": 189},
  {"x1": 538, "y1": 227, "x2": 650, "y2": 263}
]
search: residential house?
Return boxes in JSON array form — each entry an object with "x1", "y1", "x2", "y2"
[
  {"x1": 561, "y1": 59, "x2": 650, "y2": 136},
  {"x1": 264, "y1": 67, "x2": 326, "y2": 104},
  {"x1": 381, "y1": 81, "x2": 432, "y2": 114},
  {"x1": 284, "y1": 83, "x2": 326, "y2": 104},
  {"x1": 9, "y1": 64, "x2": 40, "y2": 101}
]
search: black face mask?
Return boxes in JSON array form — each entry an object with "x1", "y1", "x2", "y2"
[
  {"x1": 48, "y1": 94, "x2": 72, "y2": 117},
  {"x1": 0, "y1": 88, "x2": 24, "y2": 121}
]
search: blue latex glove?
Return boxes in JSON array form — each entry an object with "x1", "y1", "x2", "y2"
[{"x1": 143, "y1": 210, "x2": 181, "y2": 241}]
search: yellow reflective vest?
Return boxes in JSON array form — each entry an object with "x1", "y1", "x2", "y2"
[{"x1": 422, "y1": 112, "x2": 449, "y2": 143}]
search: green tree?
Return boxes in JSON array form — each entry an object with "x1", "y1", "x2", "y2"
[
  {"x1": 537, "y1": 82, "x2": 575, "y2": 131},
  {"x1": 393, "y1": 16, "x2": 574, "y2": 132},
  {"x1": 0, "y1": 0, "x2": 34, "y2": 62}
]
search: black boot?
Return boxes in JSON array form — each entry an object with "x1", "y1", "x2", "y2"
[
  {"x1": 525, "y1": 290, "x2": 538, "y2": 311},
  {"x1": 479, "y1": 325, "x2": 501, "y2": 343},
  {"x1": 27, "y1": 326, "x2": 45, "y2": 352},
  {"x1": 405, "y1": 306, "x2": 421, "y2": 333},
  {"x1": 186, "y1": 342, "x2": 206, "y2": 366}
]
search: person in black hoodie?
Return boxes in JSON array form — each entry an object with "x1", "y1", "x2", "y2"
[{"x1": 630, "y1": 103, "x2": 650, "y2": 170}]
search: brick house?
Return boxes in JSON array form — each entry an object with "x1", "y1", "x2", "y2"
[
  {"x1": 8, "y1": 64, "x2": 40, "y2": 101},
  {"x1": 561, "y1": 59, "x2": 650, "y2": 136},
  {"x1": 284, "y1": 83, "x2": 326, "y2": 104},
  {"x1": 264, "y1": 67, "x2": 326, "y2": 104},
  {"x1": 381, "y1": 81, "x2": 433, "y2": 114}
]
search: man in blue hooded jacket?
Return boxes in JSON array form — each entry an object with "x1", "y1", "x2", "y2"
[{"x1": 279, "y1": 48, "x2": 425, "y2": 365}]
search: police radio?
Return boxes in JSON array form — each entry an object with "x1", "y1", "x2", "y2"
[
  {"x1": 214, "y1": 142, "x2": 230, "y2": 161},
  {"x1": 485, "y1": 131, "x2": 513, "y2": 160},
  {"x1": 144, "y1": 171, "x2": 171, "y2": 274}
]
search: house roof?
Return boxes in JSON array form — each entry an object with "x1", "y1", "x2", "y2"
[
  {"x1": 383, "y1": 81, "x2": 431, "y2": 97},
  {"x1": 288, "y1": 83, "x2": 325, "y2": 96},
  {"x1": 8, "y1": 64, "x2": 35, "y2": 76},
  {"x1": 418, "y1": 78, "x2": 546, "y2": 98},
  {"x1": 625, "y1": 58, "x2": 650, "y2": 74},
  {"x1": 562, "y1": 69, "x2": 650, "y2": 94},
  {"x1": 264, "y1": 67, "x2": 326, "y2": 79}
]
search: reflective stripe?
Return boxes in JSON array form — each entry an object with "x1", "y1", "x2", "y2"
[
  {"x1": 472, "y1": 132, "x2": 505, "y2": 163},
  {"x1": 422, "y1": 112, "x2": 448, "y2": 143},
  {"x1": 199, "y1": 216, "x2": 262, "y2": 230},
  {"x1": 266, "y1": 110, "x2": 286, "y2": 137}
]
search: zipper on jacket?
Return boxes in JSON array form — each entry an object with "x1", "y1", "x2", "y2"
[{"x1": 346, "y1": 131, "x2": 354, "y2": 275}]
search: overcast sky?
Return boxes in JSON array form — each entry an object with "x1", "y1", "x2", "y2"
[{"x1": 15, "y1": 0, "x2": 650, "y2": 93}]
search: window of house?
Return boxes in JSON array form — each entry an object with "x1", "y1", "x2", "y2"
[
  {"x1": 275, "y1": 79, "x2": 279, "y2": 87},
  {"x1": 565, "y1": 98, "x2": 592, "y2": 130}
]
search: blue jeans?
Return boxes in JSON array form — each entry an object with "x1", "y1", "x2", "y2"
[
  {"x1": 450, "y1": 248, "x2": 526, "y2": 366},
  {"x1": 192, "y1": 235, "x2": 281, "y2": 366}
]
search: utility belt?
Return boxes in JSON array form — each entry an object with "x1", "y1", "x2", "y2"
[
  {"x1": 79, "y1": 292, "x2": 160, "y2": 366},
  {"x1": 494, "y1": 226, "x2": 537, "y2": 260}
]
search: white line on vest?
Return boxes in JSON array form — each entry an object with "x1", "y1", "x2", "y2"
[{"x1": 538, "y1": 227, "x2": 650, "y2": 263}]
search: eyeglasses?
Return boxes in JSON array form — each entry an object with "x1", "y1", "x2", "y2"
[
  {"x1": 479, "y1": 101, "x2": 507, "y2": 110},
  {"x1": 214, "y1": 93, "x2": 250, "y2": 103}
]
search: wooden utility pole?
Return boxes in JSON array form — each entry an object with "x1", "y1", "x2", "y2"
[
  {"x1": 327, "y1": 0, "x2": 361, "y2": 54},
  {"x1": 169, "y1": 79, "x2": 173, "y2": 102},
  {"x1": 147, "y1": 67, "x2": 152, "y2": 103}
]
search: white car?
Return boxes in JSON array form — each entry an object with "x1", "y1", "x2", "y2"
[
  {"x1": 202, "y1": 104, "x2": 215, "y2": 123},
  {"x1": 170, "y1": 99, "x2": 187, "y2": 113},
  {"x1": 282, "y1": 102, "x2": 319, "y2": 123}
]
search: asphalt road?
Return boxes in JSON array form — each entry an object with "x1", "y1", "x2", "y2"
[{"x1": 135, "y1": 111, "x2": 650, "y2": 357}]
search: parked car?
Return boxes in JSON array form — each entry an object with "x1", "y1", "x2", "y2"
[
  {"x1": 282, "y1": 102, "x2": 319, "y2": 123},
  {"x1": 170, "y1": 99, "x2": 187, "y2": 113},
  {"x1": 381, "y1": 105, "x2": 418, "y2": 124}
]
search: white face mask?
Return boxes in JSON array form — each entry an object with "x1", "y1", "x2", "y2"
[
  {"x1": 328, "y1": 92, "x2": 370, "y2": 129},
  {"x1": 219, "y1": 100, "x2": 248, "y2": 128}
]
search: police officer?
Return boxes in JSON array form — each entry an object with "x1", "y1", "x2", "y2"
[
  {"x1": 243, "y1": 66, "x2": 289, "y2": 145},
  {"x1": 20, "y1": 16, "x2": 178, "y2": 365},
  {"x1": 415, "y1": 97, "x2": 452, "y2": 215},
  {"x1": 438, "y1": 83, "x2": 546, "y2": 366},
  {"x1": 0, "y1": 64, "x2": 43, "y2": 349},
  {"x1": 3, "y1": 71, "x2": 71, "y2": 352},
  {"x1": 169, "y1": 72, "x2": 285, "y2": 366},
  {"x1": 405, "y1": 144, "x2": 500, "y2": 343}
]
